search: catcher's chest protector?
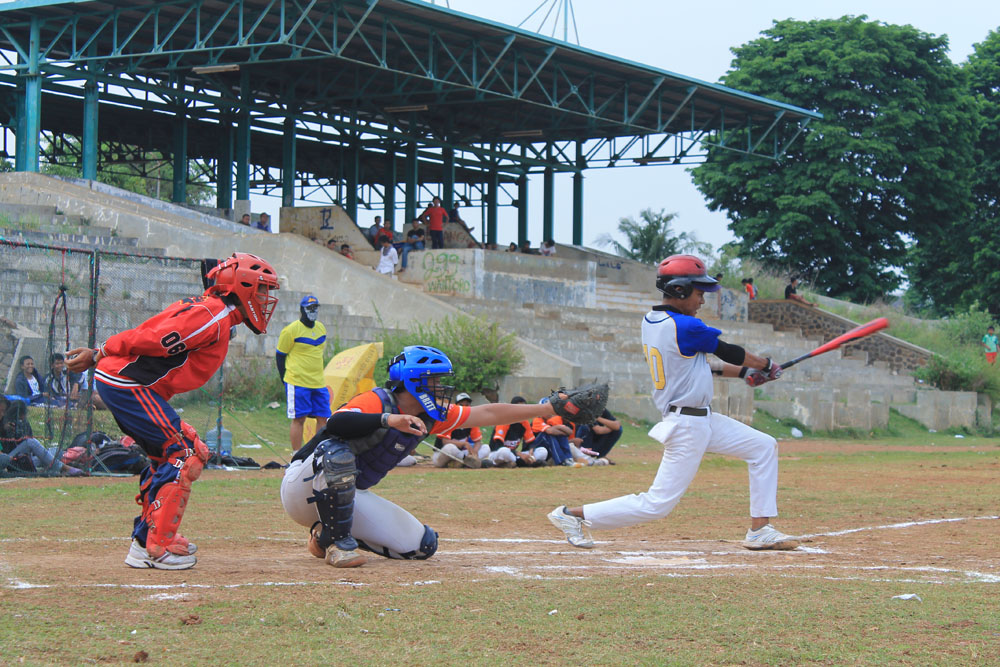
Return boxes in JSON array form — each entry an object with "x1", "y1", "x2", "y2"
[{"x1": 352, "y1": 388, "x2": 424, "y2": 490}]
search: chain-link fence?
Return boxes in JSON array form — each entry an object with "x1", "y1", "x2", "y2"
[{"x1": 0, "y1": 240, "x2": 252, "y2": 477}]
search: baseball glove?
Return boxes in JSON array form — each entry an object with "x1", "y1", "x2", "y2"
[{"x1": 548, "y1": 382, "x2": 609, "y2": 424}]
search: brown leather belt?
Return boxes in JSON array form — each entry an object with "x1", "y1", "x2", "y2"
[{"x1": 668, "y1": 405, "x2": 709, "y2": 417}]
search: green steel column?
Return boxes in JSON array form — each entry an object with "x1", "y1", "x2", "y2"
[
  {"x1": 216, "y1": 115, "x2": 233, "y2": 210},
  {"x1": 384, "y1": 142, "x2": 397, "y2": 224},
  {"x1": 573, "y1": 141, "x2": 584, "y2": 246},
  {"x1": 14, "y1": 68, "x2": 25, "y2": 172},
  {"x1": 22, "y1": 18, "x2": 42, "y2": 172},
  {"x1": 235, "y1": 70, "x2": 251, "y2": 201},
  {"x1": 516, "y1": 173, "x2": 528, "y2": 246},
  {"x1": 282, "y1": 116, "x2": 297, "y2": 208},
  {"x1": 487, "y1": 166, "x2": 499, "y2": 244},
  {"x1": 172, "y1": 112, "x2": 188, "y2": 203},
  {"x1": 345, "y1": 141, "x2": 359, "y2": 222},
  {"x1": 442, "y1": 147, "x2": 455, "y2": 211},
  {"x1": 82, "y1": 72, "x2": 99, "y2": 180},
  {"x1": 404, "y1": 142, "x2": 418, "y2": 227},
  {"x1": 543, "y1": 164, "x2": 554, "y2": 243}
]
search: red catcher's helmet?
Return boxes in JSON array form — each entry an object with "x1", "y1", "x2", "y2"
[
  {"x1": 655, "y1": 254, "x2": 720, "y2": 299},
  {"x1": 206, "y1": 252, "x2": 280, "y2": 334}
]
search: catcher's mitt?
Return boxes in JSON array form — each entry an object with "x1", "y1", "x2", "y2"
[{"x1": 548, "y1": 382, "x2": 609, "y2": 424}]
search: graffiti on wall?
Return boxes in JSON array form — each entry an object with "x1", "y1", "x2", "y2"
[
  {"x1": 319, "y1": 208, "x2": 334, "y2": 230},
  {"x1": 422, "y1": 251, "x2": 472, "y2": 295}
]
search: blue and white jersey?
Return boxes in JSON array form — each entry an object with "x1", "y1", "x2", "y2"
[{"x1": 641, "y1": 306, "x2": 722, "y2": 414}]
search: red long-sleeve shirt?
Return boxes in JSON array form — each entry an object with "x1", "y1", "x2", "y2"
[{"x1": 95, "y1": 295, "x2": 243, "y2": 400}]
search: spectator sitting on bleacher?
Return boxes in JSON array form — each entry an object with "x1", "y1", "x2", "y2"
[
  {"x1": 13, "y1": 355, "x2": 46, "y2": 406},
  {"x1": 339, "y1": 243, "x2": 355, "y2": 261},
  {"x1": 398, "y1": 218, "x2": 426, "y2": 274},
  {"x1": 45, "y1": 352, "x2": 81, "y2": 408},
  {"x1": 520, "y1": 240, "x2": 538, "y2": 255},
  {"x1": 374, "y1": 218, "x2": 395, "y2": 247},
  {"x1": 540, "y1": 239, "x2": 556, "y2": 256}
]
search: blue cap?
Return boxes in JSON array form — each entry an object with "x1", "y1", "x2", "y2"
[{"x1": 300, "y1": 295, "x2": 319, "y2": 308}]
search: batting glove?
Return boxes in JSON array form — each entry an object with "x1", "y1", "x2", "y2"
[{"x1": 745, "y1": 358, "x2": 783, "y2": 387}]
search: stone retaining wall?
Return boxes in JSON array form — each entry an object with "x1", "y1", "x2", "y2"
[{"x1": 748, "y1": 300, "x2": 932, "y2": 373}]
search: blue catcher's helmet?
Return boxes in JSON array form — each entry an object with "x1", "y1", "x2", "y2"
[{"x1": 388, "y1": 345, "x2": 455, "y2": 421}]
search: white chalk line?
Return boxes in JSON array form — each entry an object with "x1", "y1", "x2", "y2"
[{"x1": 798, "y1": 514, "x2": 999, "y2": 539}]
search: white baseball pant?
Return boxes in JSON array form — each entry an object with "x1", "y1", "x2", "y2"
[
  {"x1": 281, "y1": 456, "x2": 425, "y2": 555},
  {"x1": 583, "y1": 411, "x2": 779, "y2": 530}
]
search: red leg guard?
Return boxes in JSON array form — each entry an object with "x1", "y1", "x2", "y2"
[
  {"x1": 145, "y1": 453, "x2": 205, "y2": 558},
  {"x1": 180, "y1": 421, "x2": 211, "y2": 463}
]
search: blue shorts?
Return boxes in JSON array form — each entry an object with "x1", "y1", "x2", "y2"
[{"x1": 286, "y1": 384, "x2": 332, "y2": 419}]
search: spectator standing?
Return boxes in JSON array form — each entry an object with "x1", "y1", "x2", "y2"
[
  {"x1": 743, "y1": 277, "x2": 758, "y2": 300},
  {"x1": 276, "y1": 295, "x2": 331, "y2": 451},
  {"x1": 784, "y1": 277, "x2": 815, "y2": 307},
  {"x1": 398, "y1": 218, "x2": 426, "y2": 273},
  {"x1": 45, "y1": 352, "x2": 81, "y2": 407},
  {"x1": 256, "y1": 213, "x2": 271, "y2": 232},
  {"x1": 13, "y1": 355, "x2": 45, "y2": 406},
  {"x1": 376, "y1": 236, "x2": 399, "y2": 275},
  {"x1": 420, "y1": 196, "x2": 449, "y2": 249},
  {"x1": 540, "y1": 240, "x2": 556, "y2": 257},
  {"x1": 984, "y1": 326, "x2": 998, "y2": 365},
  {"x1": 367, "y1": 216, "x2": 383, "y2": 248}
]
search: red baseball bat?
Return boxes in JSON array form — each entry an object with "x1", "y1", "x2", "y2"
[{"x1": 779, "y1": 317, "x2": 889, "y2": 370}]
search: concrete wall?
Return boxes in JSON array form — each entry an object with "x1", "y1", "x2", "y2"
[
  {"x1": 279, "y1": 205, "x2": 370, "y2": 251},
  {"x1": 749, "y1": 300, "x2": 932, "y2": 373},
  {"x1": 0, "y1": 173, "x2": 581, "y2": 389},
  {"x1": 400, "y1": 248, "x2": 597, "y2": 307}
]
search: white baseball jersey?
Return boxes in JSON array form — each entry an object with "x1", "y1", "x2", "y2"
[{"x1": 641, "y1": 305, "x2": 722, "y2": 414}]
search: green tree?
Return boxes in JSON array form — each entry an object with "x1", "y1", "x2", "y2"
[
  {"x1": 595, "y1": 208, "x2": 710, "y2": 265},
  {"x1": 691, "y1": 16, "x2": 979, "y2": 303},
  {"x1": 41, "y1": 138, "x2": 215, "y2": 206},
  {"x1": 909, "y1": 29, "x2": 1000, "y2": 314}
]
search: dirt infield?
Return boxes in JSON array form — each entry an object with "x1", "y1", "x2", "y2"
[{"x1": 2, "y1": 438, "x2": 999, "y2": 664}]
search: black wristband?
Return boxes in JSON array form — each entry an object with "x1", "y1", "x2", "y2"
[
  {"x1": 738, "y1": 367, "x2": 748, "y2": 378},
  {"x1": 763, "y1": 358, "x2": 773, "y2": 372}
]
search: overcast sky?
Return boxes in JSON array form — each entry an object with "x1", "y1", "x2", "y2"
[{"x1": 354, "y1": 0, "x2": 998, "y2": 253}]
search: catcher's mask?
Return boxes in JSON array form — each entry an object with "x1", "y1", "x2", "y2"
[
  {"x1": 388, "y1": 345, "x2": 455, "y2": 421},
  {"x1": 205, "y1": 252, "x2": 280, "y2": 334},
  {"x1": 655, "y1": 254, "x2": 719, "y2": 300}
]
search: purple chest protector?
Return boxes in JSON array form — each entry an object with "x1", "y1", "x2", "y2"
[{"x1": 351, "y1": 387, "x2": 428, "y2": 490}]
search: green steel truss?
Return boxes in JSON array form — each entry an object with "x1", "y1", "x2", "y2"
[{"x1": 0, "y1": 0, "x2": 819, "y2": 229}]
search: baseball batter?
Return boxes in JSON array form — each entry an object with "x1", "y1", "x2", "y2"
[
  {"x1": 547, "y1": 255, "x2": 799, "y2": 551},
  {"x1": 280, "y1": 345, "x2": 607, "y2": 568}
]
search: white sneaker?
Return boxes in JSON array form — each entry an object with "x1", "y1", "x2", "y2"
[
  {"x1": 743, "y1": 525, "x2": 800, "y2": 551},
  {"x1": 547, "y1": 505, "x2": 595, "y2": 548},
  {"x1": 325, "y1": 544, "x2": 367, "y2": 568},
  {"x1": 125, "y1": 539, "x2": 197, "y2": 570}
]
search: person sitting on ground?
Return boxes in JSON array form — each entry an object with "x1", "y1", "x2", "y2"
[
  {"x1": 489, "y1": 395, "x2": 546, "y2": 467},
  {"x1": 376, "y1": 236, "x2": 398, "y2": 275},
  {"x1": 531, "y1": 400, "x2": 579, "y2": 466},
  {"x1": 12, "y1": 355, "x2": 46, "y2": 406},
  {"x1": 0, "y1": 396, "x2": 85, "y2": 476},
  {"x1": 339, "y1": 243, "x2": 355, "y2": 261},
  {"x1": 45, "y1": 352, "x2": 81, "y2": 408},
  {"x1": 784, "y1": 276, "x2": 815, "y2": 307},
  {"x1": 540, "y1": 239, "x2": 556, "y2": 257},
  {"x1": 398, "y1": 218, "x2": 426, "y2": 274},
  {"x1": 573, "y1": 408, "x2": 622, "y2": 464},
  {"x1": 431, "y1": 393, "x2": 486, "y2": 468}
]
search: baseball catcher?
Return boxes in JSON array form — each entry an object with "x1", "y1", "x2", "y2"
[
  {"x1": 67, "y1": 252, "x2": 280, "y2": 570},
  {"x1": 280, "y1": 345, "x2": 609, "y2": 568},
  {"x1": 547, "y1": 254, "x2": 798, "y2": 551}
]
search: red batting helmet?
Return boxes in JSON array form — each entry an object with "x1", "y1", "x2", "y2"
[
  {"x1": 206, "y1": 252, "x2": 280, "y2": 334},
  {"x1": 655, "y1": 254, "x2": 719, "y2": 299}
]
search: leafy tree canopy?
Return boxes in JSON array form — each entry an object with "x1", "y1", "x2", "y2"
[
  {"x1": 596, "y1": 208, "x2": 710, "y2": 265},
  {"x1": 691, "y1": 16, "x2": 979, "y2": 304}
]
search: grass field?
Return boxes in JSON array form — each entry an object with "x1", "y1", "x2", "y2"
[{"x1": 2, "y1": 412, "x2": 999, "y2": 665}]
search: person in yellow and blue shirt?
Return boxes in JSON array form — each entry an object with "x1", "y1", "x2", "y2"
[{"x1": 277, "y1": 295, "x2": 331, "y2": 450}]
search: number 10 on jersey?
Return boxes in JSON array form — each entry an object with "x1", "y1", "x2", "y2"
[{"x1": 643, "y1": 345, "x2": 666, "y2": 390}]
